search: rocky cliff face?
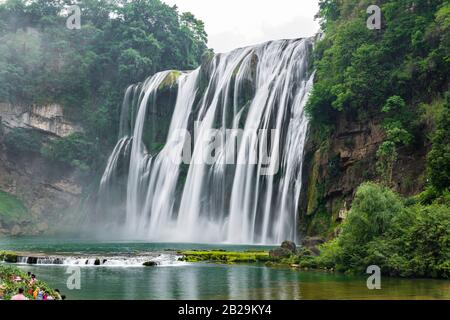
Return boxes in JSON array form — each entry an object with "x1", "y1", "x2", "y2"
[
  {"x1": 0, "y1": 103, "x2": 85, "y2": 236},
  {"x1": 299, "y1": 112, "x2": 428, "y2": 239},
  {"x1": 0, "y1": 103, "x2": 82, "y2": 137}
]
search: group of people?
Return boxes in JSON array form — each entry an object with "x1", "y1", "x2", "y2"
[{"x1": 2, "y1": 272, "x2": 65, "y2": 301}]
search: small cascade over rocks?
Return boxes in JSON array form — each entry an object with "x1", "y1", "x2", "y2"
[
  {"x1": 96, "y1": 38, "x2": 315, "y2": 245},
  {"x1": 12, "y1": 254, "x2": 183, "y2": 267}
]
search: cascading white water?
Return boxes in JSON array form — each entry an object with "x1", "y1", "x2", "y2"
[
  {"x1": 98, "y1": 38, "x2": 314, "y2": 244},
  {"x1": 13, "y1": 254, "x2": 184, "y2": 267}
]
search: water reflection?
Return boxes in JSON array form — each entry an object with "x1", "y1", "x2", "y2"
[{"x1": 16, "y1": 264, "x2": 450, "y2": 300}]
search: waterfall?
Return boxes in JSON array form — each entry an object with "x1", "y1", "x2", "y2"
[{"x1": 97, "y1": 38, "x2": 314, "y2": 244}]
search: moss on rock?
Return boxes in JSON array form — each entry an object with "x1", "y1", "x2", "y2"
[
  {"x1": 158, "y1": 70, "x2": 182, "y2": 90},
  {"x1": 0, "y1": 251, "x2": 19, "y2": 263}
]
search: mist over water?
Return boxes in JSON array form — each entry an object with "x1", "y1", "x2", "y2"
[{"x1": 96, "y1": 39, "x2": 315, "y2": 244}]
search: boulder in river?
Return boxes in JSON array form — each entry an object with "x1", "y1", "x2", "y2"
[
  {"x1": 143, "y1": 261, "x2": 158, "y2": 267},
  {"x1": 26, "y1": 257, "x2": 38, "y2": 264},
  {"x1": 281, "y1": 241, "x2": 297, "y2": 254},
  {"x1": 301, "y1": 237, "x2": 325, "y2": 248},
  {"x1": 269, "y1": 248, "x2": 292, "y2": 259},
  {"x1": 301, "y1": 237, "x2": 325, "y2": 256},
  {"x1": 269, "y1": 241, "x2": 297, "y2": 260},
  {"x1": 1, "y1": 252, "x2": 18, "y2": 263}
]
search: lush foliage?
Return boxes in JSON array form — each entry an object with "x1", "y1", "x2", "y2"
[
  {"x1": 301, "y1": 183, "x2": 450, "y2": 279},
  {"x1": 3, "y1": 128, "x2": 97, "y2": 170},
  {"x1": 427, "y1": 93, "x2": 450, "y2": 192},
  {"x1": 0, "y1": 0, "x2": 208, "y2": 170},
  {"x1": 3, "y1": 127, "x2": 44, "y2": 154},
  {"x1": 308, "y1": 0, "x2": 449, "y2": 121},
  {"x1": 302, "y1": 1, "x2": 449, "y2": 278},
  {"x1": 41, "y1": 133, "x2": 96, "y2": 170},
  {"x1": 0, "y1": 264, "x2": 57, "y2": 300},
  {"x1": 307, "y1": 0, "x2": 449, "y2": 191}
]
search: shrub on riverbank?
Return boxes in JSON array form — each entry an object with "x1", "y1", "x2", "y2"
[
  {"x1": 177, "y1": 183, "x2": 449, "y2": 279},
  {"x1": 301, "y1": 183, "x2": 450, "y2": 279}
]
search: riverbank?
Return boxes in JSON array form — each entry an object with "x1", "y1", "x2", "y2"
[
  {"x1": 0, "y1": 264, "x2": 62, "y2": 300},
  {"x1": 2, "y1": 234, "x2": 449, "y2": 282},
  {"x1": 175, "y1": 247, "x2": 334, "y2": 271},
  {"x1": 5, "y1": 254, "x2": 450, "y2": 300},
  {"x1": 2, "y1": 239, "x2": 450, "y2": 300},
  {"x1": 178, "y1": 236, "x2": 449, "y2": 280},
  {"x1": 1, "y1": 245, "x2": 446, "y2": 281}
]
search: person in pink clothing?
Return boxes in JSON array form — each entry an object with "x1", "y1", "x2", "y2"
[{"x1": 10, "y1": 288, "x2": 29, "y2": 300}]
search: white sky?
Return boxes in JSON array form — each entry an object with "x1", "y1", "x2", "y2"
[{"x1": 162, "y1": 0, "x2": 320, "y2": 53}]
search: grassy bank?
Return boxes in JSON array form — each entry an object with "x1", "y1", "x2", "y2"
[
  {"x1": 178, "y1": 250, "x2": 271, "y2": 263},
  {"x1": 0, "y1": 251, "x2": 19, "y2": 263},
  {"x1": 0, "y1": 264, "x2": 58, "y2": 300}
]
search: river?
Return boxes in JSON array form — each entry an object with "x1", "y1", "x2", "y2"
[{"x1": 1, "y1": 237, "x2": 449, "y2": 300}]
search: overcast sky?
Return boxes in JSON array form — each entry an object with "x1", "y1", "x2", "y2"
[{"x1": 162, "y1": 0, "x2": 320, "y2": 53}]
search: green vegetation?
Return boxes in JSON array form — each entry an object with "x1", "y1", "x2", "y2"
[
  {"x1": 308, "y1": 0, "x2": 449, "y2": 123},
  {"x1": 293, "y1": 183, "x2": 450, "y2": 279},
  {"x1": 0, "y1": 264, "x2": 56, "y2": 300},
  {"x1": 0, "y1": 0, "x2": 208, "y2": 171},
  {"x1": 376, "y1": 95, "x2": 415, "y2": 185},
  {"x1": 178, "y1": 250, "x2": 271, "y2": 264},
  {"x1": 41, "y1": 133, "x2": 96, "y2": 171},
  {"x1": 3, "y1": 127, "x2": 44, "y2": 154},
  {"x1": 180, "y1": 183, "x2": 449, "y2": 278},
  {"x1": 0, "y1": 251, "x2": 19, "y2": 263},
  {"x1": 0, "y1": 190, "x2": 32, "y2": 226},
  {"x1": 427, "y1": 93, "x2": 450, "y2": 193},
  {"x1": 3, "y1": 128, "x2": 96, "y2": 170},
  {"x1": 302, "y1": 1, "x2": 450, "y2": 269},
  {"x1": 307, "y1": 0, "x2": 449, "y2": 193}
]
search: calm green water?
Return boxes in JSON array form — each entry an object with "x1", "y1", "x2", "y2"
[
  {"x1": 1, "y1": 237, "x2": 449, "y2": 300},
  {"x1": 0, "y1": 237, "x2": 276, "y2": 254}
]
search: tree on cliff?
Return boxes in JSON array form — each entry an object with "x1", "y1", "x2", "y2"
[
  {"x1": 0, "y1": 0, "x2": 208, "y2": 171},
  {"x1": 306, "y1": 0, "x2": 449, "y2": 195}
]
